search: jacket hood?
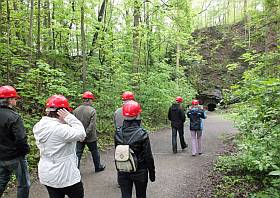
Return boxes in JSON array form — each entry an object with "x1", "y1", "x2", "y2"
[
  {"x1": 33, "y1": 116, "x2": 61, "y2": 143},
  {"x1": 115, "y1": 124, "x2": 147, "y2": 144}
]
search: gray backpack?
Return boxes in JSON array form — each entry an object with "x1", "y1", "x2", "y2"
[{"x1": 114, "y1": 129, "x2": 139, "y2": 172}]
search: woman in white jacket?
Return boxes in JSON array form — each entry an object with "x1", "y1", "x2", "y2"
[{"x1": 33, "y1": 95, "x2": 86, "y2": 198}]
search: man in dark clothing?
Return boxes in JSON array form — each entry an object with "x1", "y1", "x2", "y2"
[
  {"x1": 115, "y1": 101, "x2": 155, "y2": 198},
  {"x1": 168, "y1": 96, "x2": 187, "y2": 154},
  {"x1": 0, "y1": 85, "x2": 30, "y2": 198},
  {"x1": 74, "y1": 91, "x2": 105, "y2": 172}
]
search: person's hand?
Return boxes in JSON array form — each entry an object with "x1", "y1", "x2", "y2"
[
  {"x1": 57, "y1": 108, "x2": 70, "y2": 122},
  {"x1": 149, "y1": 172, "x2": 155, "y2": 182}
]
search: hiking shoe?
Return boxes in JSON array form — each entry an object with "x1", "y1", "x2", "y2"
[
  {"x1": 95, "y1": 164, "x2": 106, "y2": 172},
  {"x1": 182, "y1": 144, "x2": 188, "y2": 150}
]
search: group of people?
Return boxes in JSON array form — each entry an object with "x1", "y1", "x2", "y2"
[
  {"x1": 168, "y1": 96, "x2": 207, "y2": 156},
  {"x1": 0, "y1": 85, "x2": 206, "y2": 198}
]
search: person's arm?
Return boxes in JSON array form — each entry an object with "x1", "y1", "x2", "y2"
[
  {"x1": 181, "y1": 109, "x2": 186, "y2": 122},
  {"x1": 201, "y1": 110, "x2": 207, "y2": 119},
  {"x1": 57, "y1": 109, "x2": 86, "y2": 142},
  {"x1": 12, "y1": 115, "x2": 30, "y2": 156},
  {"x1": 86, "y1": 109, "x2": 97, "y2": 137},
  {"x1": 143, "y1": 136, "x2": 155, "y2": 182},
  {"x1": 168, "y1": 107, "x2": 172, "y2": 121}
]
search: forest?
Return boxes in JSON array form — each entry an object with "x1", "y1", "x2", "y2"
[{"x1": 0, "y1": 0, "x2": 279, "y2": 196}]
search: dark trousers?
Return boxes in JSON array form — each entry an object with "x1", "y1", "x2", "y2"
[
  {"x1": 76, "y1": 141, "x2": 101, "y2": 171},
  {"x1": 172, "y1": 125, "x2": 187, "y2": 152},
  {"x1": 0, "y1": 157, "x2": 30, "y2": 198},
  {"x1": 118, "y1": 169, "x2": 148, "y2": 198},
  {"x1": 45, "y1": 181, "x2": 84, "y2": 198}
]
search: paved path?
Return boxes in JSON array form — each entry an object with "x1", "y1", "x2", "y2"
[{"x1": 4, "y1": 112, "x2": 237, "y2": 198}]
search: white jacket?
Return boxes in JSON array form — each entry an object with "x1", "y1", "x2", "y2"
[{"x1": 33, "y1": 113, "x2": 86, "y2": 188}]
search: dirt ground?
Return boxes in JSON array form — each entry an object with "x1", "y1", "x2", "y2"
[{"x1": 3, "y1": 112, "x2": 238, "y2": 198}]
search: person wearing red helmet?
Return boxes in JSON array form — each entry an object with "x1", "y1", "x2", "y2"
[
  {"x1": 0, "y1": 85, "x2": 30, "y2": 198},
  {"x1": 187, "y1": 100, "x2": 207, "y2": 156},
  {"x1": 114, "y1": 101, "x2": 155, "y2": 198},
  {"x1": 74, "y1": 91, "x2": 105, "y2": 173},
  {"x1": 114, "y1": 91, "x2": 135, "y2": 129},
  {"x1": 168, "y1": 96, "x2": 187, "y2": 154},
  {"x1": 33, "y1": 95, "x2": 86, "y2": 198}
]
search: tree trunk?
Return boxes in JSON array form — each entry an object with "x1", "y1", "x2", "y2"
[
  {"x1": 233, "y1": 0, "x2": 236, "y2": 23},
  {"x1": 6, "y1": 0, "x2": 10, "y2": 83},
  {"x1": 37, "y1": 0, "x2": 41, "y2": 57},
  {"x1": 133, "y1": 0, "x2": 140, "y2": 73},
  {"x1": 6, "y1": 0, "x2": 10, "y2": 45},
  {"x1": 52, "y1": 2, "x2": 55, "y2": 51},
  {"x1": 13, "y1": 1, "x2": 20, "y2": 39},
  {"x1": 176, "y1": 43, "x2": 180, "y2": 73},
  {"x1": 29, "y1": 0, "x2": 34, "y2": 61},
  {"x1": 46, "y1": 0, "x2": 51, "y2": 50},
  {"x1": 244, "y1": 0, "x2": 247, "y2": 41},
  {"x1": 81, "y1": 3, "x2": 87, "y2": 91},
  {"x1": 89, "y1": 0, "x2": 106, "y2": 56},
  {"x1": 0, "y1": 0, "x2": 2, "y2": 38}
]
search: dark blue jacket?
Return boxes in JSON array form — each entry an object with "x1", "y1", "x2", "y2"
[{"x1": 187, "y1": 108, "x2": 206, "y2": 131}]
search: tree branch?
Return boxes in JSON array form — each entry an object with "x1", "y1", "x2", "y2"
[{"x1": 196, "y1": 0, "x2": 214, "y2": 16}]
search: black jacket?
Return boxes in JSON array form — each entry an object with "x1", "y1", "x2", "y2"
[
  {"x1": 168, "y1": 103, "x2": 186, "y2": 127},
  {"x1": 114, "y1": 120, "x2": 155, "y2": 180},
  {"x1": 0, "y1": 105, "x2": 30, "y2": 160},
  {"x1": 187, "y1": 108, "x2": 206, "y2": 130}
]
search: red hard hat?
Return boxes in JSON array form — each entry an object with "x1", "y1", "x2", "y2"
[
  {"x1": 192, "y1": 100, "x2": 199, "y2": 105},
  {"x1": 175, "y1": 96, "x2": 183, "y2": 103},
  {"x1": 122, "y1": 91, "x2": 135, "y2": 101},
  {"x1": 82, "y1": 91, "x2": 95, "y2": 99},
  {"x1": 0, "y1": 85, "x2": 19, "y2": 98},
  {"x1": 122, "y1": 101, "x2": 142, "y2": 117},
  {"x1": 46, "y1": 95, "x2": 72, "y2": 111}
]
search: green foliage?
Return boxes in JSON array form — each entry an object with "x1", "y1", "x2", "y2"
[
  {"x1": 16, "y1": 61, "x2": 80, "y2": 114},
  {"x1": 216, "y1": 48, "x2": 280, "y2": 196}
]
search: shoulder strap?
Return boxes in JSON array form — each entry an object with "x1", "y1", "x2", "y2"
[{"x1": 120, "y1": 128, "x2": 142, "y2": 144}]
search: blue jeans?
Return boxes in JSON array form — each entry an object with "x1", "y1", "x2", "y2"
[
  {"x1": 76, "y1": 141, "x2": 101, "y2": 171},
  {"x1": 0, "y1": 157, "x2": 30, "y2": 198}
]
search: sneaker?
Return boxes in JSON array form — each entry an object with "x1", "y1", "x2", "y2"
[
  {"x1": 182, "y1": 144, "x2": 188, "y2": 150},
  {"x1": 191, "y1": 154, "x2": 196, "y2": 157},
  {"x1": 95, "y1": 164, "x2": 106, "y2": 172},
  {"x1": 198, "y1": 153, "x2": 202, "y2": 155}
]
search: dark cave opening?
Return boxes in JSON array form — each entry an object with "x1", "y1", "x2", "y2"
[{"x1": 207, "y1": 103, "x2": 217, "y2": 111}]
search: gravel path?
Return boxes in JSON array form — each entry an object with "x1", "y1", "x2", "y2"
[{"x1": 3, "y1": 112, "x2": 237, "y2": 198}]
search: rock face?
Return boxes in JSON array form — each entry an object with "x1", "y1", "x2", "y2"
[
  {"x1": 186, "y1": 23, "x2": 252, "y2": 110},
  {"x1": 197, "y1": 89, "x2": 222, "y2": 111}
]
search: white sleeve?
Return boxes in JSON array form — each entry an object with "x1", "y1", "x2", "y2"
[{"x1": 56, "y1": 113, "x2": 86, "y2": 142}]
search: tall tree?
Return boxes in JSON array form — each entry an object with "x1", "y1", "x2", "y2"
[
  {"x1": 89, "y1": 0, "x2": 107, "y2": 56},
  {"x1": 0, "y1": 0, "x2": 2, "y2": 38},
  {"x1": 81, "y1": 2, "x2": 87, "y2": 91},
  {"x1": 132, "y1": 0, "x2": 141, "y2": 73},
  {"x1": 37, "y1": 0, "x2": 41, "y2": 57},
  {"x1": 29, "y1": 0, "x2": 34, "y2": 60}
]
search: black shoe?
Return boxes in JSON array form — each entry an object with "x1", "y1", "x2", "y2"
[
  {"x1": 173, "y1": 150, "x2": 177, "y2": 154},
  {"x1": 182, "y1": 144, "x2": 188, "y2": 150},
  {"x1": 95, "y1": 164, "x2": 105, "y2": 172},
  {"x1": 198, "y1": 153, "x2": 202, "y2": 155}
]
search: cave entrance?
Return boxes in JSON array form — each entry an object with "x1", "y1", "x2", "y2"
[{"x1": 207, "y1": 103, "x2": 216, "y2": 111}]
